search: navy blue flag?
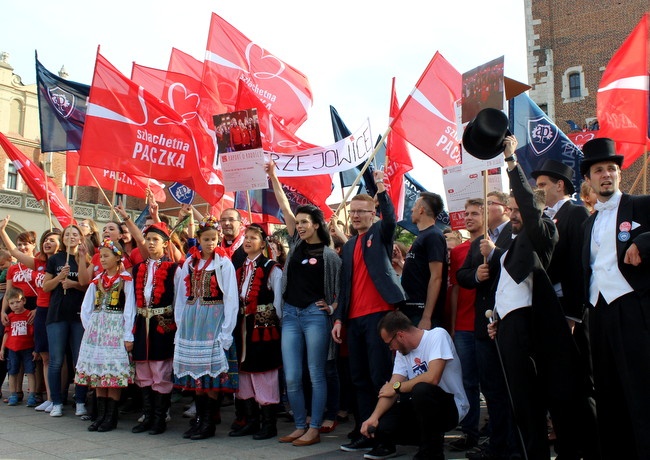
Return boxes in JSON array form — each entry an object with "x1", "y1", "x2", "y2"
[
  {"x1": 330, "y1": 106, "x2": 377, "y2": 196},
  {"x1": 168, "y1": 182, "x2": 195, "y2": 205},
  {"x1": 134, "y1": 205, "x2": 150, "y2": 229},
  {"x1": 397, "y1": 174, "x2": 451, "y2": 235},
  {"x1": 565, "y1": 120, "x2": 581, "y2": 131},
  {"x1": 234, "y1": 184, "x2": 313, "y2": 224},
  {"x1": 35, "y1": 56, "x2": 89, "y2": 152},
  {"x1": 509, "y1": 93, "x2": 583, "y2": 196}
]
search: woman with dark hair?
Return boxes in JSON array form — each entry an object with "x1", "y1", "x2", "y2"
[
  {"x1": 266, "y1": 161, "x2": 341, "y2": 447},
  {"x1": 79, "y1": 219, "x2": 101, "y2": 254}
]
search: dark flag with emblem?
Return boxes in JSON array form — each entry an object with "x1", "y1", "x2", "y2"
[
  {"x1": 509, "y1": 93, "x2": 583, "y2": 194},
  {"x1": 398, "y1": 173, "x2": 451, "y2": 235},
  {"x1": 36, "y1": 55, "x2": 89, "y2": 152}
]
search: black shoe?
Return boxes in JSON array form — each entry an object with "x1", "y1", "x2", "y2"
[
  {"x1": 88, "y1": 397, "x2": 107, "y2": 432},
  {"x1": 450, "y1": 435, "x2": 479, "y2": 451},
  {"x1": 97, "y1": 399, "x2": 119, "y2": 432},
  {"x1": 340, "y1": 436, "x2": 374, "y2": 452},
  {"x1": 363, "y1": 444, "x2": 397, "y2": 459},
  {"x1": 148, "y1": 392, "x2": 171, "y2": 435},
  {"x1": 183, "y1": 417, "x2": 201, "y2": 439},
  {"x1": 131, "y1": 387, "x2": 154, "y2": 434}
]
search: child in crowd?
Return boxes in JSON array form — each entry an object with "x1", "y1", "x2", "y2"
[
  {"x1": 174, "y1": 216, "x2": 239, "y2": 441},
  {"x1": 75, "y1": 239, "x2": 135, "y2": 432},
  {"x1": 0, "y1": 287, "x2": 37, "y2": 406}
]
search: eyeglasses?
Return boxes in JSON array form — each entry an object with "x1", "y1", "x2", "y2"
[
  {"x1": 487, "y1": 200, "x2": 507, "y2": 207},
  {"x1": 349, "y1": 210, "x2": 375, "y2": 215},
  {"x1": 385, "y1": 332, "x2": 399, "y2": 347},
  {"x1": 78, "y1": 223, "x2": 90, "y2": 228},
  {"x1": 219, "y1": 218, "x2": 240, "y2": 223}
]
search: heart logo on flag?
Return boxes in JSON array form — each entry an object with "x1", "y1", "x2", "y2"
[
  {"x1": 245, "y1": 43, "x2": 286, "y2": 80},
  {"x1": 168, "y1": 83, "x2": 200, "y2": 121}
]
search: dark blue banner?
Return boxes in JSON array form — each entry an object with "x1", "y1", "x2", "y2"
[
  {"x1": 36, "y1": 56, "x2": 89, "y2": 152},
  {"x1": 330, "y1": 105, "x2": 377, "y2": 196},
  {"x1": 397, "y1": 174, "x2": 450, "y2": 235},
  {"x1": 508, "y1": 93, "x2": 583, "y2": 195},
  {"x1": 234, "y1": 184, "x2": 312, "y2": 223}
]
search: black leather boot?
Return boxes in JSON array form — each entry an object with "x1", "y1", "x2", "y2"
[
  {"x1": 228, "y1": 398, "x2": 260, "y2": 437},
  {"x1": 230, "y1": 396, "x2": 247, "y2": 430},
  {"x1": 131, "y1": 386, "x2": 154, "y2": 433},
  {"x1": 183, "y1": 394, "x2": 204, "y2": 439},
  {"x1": 191, "y1": 395, "x2": 218, "y2": 440},
  {"x1": 98, "y1": 398, "x2": 119, "y2": 432},
  {"x1": 253, "y1": 404, "x2": 277, "y2": 440},
  {"x1": 88, "y1": 397, "x2": 107, "y2": 432},
  {"x1": 149, "y1": 392, "x2": 171, "y2": 435}
]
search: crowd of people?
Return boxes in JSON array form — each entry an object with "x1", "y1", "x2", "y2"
[{"x1": 0, "y1": 133, "x2": 648, "y2": 460}]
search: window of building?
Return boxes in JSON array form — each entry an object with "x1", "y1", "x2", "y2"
[
  {"x1": 562, "y1": 66, "x2": 588, "y2": 102},
  {"x1": 114, "y1": 193, "x2": 125, "y2": 206},
  {"x1": 6, "y1": 163, "x2": 18, "y2": 190},
  {"x1": 9, "y1": 99, "x2": 23, "y2": 135},
  {"x1": 569, "y1": 73, "x2": 581, "y2": 98}
]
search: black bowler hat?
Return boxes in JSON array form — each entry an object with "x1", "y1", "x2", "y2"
[
  {"x1": 462, "y1": 108, "x2": 512, "y2": 160},
  {"x1": 579, "y1": 138, "x2": 624, "y2": 176},
  {"x1": 531, "y1": 159, "x2": 576, "y2": 195}
]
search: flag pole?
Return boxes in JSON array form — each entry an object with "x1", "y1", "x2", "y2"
[
  {"x1": 43, "y1": 159, "x2": 54, "y2": 231},
  {"x1": 483, "y1": 169, "x2": 489, "y2": 263},
  {"x1": 86, "y1": 168, "x2": 121, "y2": 220},
  {"x1": 335, "y1": 125, "x2": 392, "y2": 215},
  {"x1": 339, "y1": 176, "x2": 350, "y2": 231},
  {"x1": 245, "y1": 190, "x2": 253, "y2": 223},
  {"x1": 111, "y1": 174, "x2": 119, "y2": 209}
]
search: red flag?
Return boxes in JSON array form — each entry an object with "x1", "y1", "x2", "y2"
[
  {"x1": 385, "y1": 78, "x2": 413, "y2": 220},
  {"x1": 66, "y1": 151, "x2": 166, "y2": 202},
  {"x1": 168, "y1": 48, "x2": 203, "y2": 81},
  {"x1": 597, "y1": 13, "x2": 649, "y2": 168},
  {"x1": 204, "y1": 13, "x2": 313, "y2": 132},
  {"x1": 390, "y1": 52, "x2": 462, "y2": 168},
  {"x1": 80, "y1": 52, "x2": 224, "y2": 205},
  {"x1": 0, "y1": 132, "x2": 75, "y2": 227},
  {"x1": 234, "y1": 83, "x2": 333, "y2": 218}
]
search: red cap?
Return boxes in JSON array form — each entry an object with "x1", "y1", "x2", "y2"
[{"x1": 143, "y1": 222, "x2": 170, "y2": 240}]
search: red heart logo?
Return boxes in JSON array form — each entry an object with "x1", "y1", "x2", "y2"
[{"x1": 245, "y1": 42, "x2": 286, "y2": 81}]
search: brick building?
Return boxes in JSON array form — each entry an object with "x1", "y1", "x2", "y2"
[{"x1": 525, "y1": 0, "x2": 649, "y2": 190}]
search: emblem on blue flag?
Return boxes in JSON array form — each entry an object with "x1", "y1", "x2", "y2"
[
  {"x1": 528, "y1": 117, "x2": 559, "y2": 156},
  {"x1": 169, "y1": 182, "x2": 195, "y2": 205},
  {"x1": 47, "y1": 86, "x2": 76, "y2": 119}
]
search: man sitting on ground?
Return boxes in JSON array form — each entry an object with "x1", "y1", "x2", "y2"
[{"x1": 359, "y1": 311, "x2": 469, "y2": 460}]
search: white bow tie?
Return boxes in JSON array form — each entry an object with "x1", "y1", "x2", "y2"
[{"x1": 594, "y1": 199, "x2": 617, "y2": 212}]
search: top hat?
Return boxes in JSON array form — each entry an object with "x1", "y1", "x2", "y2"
[
  {"x1": 143, "y1": 222, "x2": 170, "y2": 240},
  {"x1": 579, "y1": 138, "x2": 624, "y2": 176},
  {"x1": 462, "y1": 108, "x2": 512, "y2": 160},
  {"x1": 531, "y1": 159, "x2": 576, "y2": 195}
]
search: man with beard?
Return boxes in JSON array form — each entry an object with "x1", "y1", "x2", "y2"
[
  {"x1": 581, "y1": 137, "x2": 650, "y2": 459},
  {"x1": 218, "y1": 208, "x2": 246, "y2": 270}
]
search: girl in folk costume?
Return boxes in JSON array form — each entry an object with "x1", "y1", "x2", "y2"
[
  {"x1": 130, "y1": 222, "x2": 179, "y2": 435},
  {"x1": 229, "y1": 224, "x2": 283, "y2": 440},
  {"x1": 75, "y1": 239, "x2": 135, "y2": 432},
  {"x1": 174, "y1": 216, "x2": 239, "y2": 441}
]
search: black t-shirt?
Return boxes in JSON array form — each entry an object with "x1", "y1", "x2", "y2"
[
  {"x1": 45, "y1": 252, "x2": 86, "y2": 324},
  {"x1": 284, "y1": 241, "x2": 326, "y2": 308},
  {"x1": 401, "y1": 225, "x2": 448, "y2": 322}
]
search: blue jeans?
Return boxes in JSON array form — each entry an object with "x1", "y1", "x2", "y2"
[
  {"x1": 454, "y1": 331, "x2": 480, "y2": 439},
  {"x1": 281, "y1": 302, "x2": 330, "y2": 429},
  {"x1": 47, "y1": 321, "x2": 87, "y2": 405}
]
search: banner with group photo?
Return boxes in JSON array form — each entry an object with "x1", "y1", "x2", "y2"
[{"x1": 269, "y1": 119, "x2": 373, "y2": 177}]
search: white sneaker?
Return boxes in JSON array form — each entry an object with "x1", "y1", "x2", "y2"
[
  {"x1": 182, "y1": 401, "x2": 196, "y2": 418},
  {"x1": 75, "y1": 403, "x2": 87, "y2": 416},
  {"x1": 166, "y1": 409, "x2": 171, "y2": 423},
  {"x1": 137, "y1": 413, "x2": 145, "y2": 423},
  {"x1": 35, "y1": 400, "x2": 53, "y2": 412},
  {"x1": 50, "y1": 404, "x2": 63, "y2": 417}
]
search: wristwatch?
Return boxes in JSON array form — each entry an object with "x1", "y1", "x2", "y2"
[
  {"x1": 392, "y1": 381, "x2": 402, "y2": 394},
  {"x1": 504, "y1": 153, "x2": 517, "y2": 163}
]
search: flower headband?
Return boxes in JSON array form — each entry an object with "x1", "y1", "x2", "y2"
[
  {"x1": 199, "y1": 215, "x2": 220, "y2": 230},
  {"x1": 100, "y1": 238, "x2": 123, "y2": 257}
]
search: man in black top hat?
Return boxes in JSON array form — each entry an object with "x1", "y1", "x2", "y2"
[
  {"x1": 581, "y1": 137, "x2": 650, "y2": 459},
  {"x1": 531, "y1": 159, "x2": 598, "y2": 460}
]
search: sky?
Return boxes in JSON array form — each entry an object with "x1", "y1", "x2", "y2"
[{"x1": 0, "y1": 0, "x2": 529, "y2": 202}]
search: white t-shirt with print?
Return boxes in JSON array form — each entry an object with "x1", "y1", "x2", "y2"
[{"x1": 393, "y1": 328, "x2": 469, "y2": 422}]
